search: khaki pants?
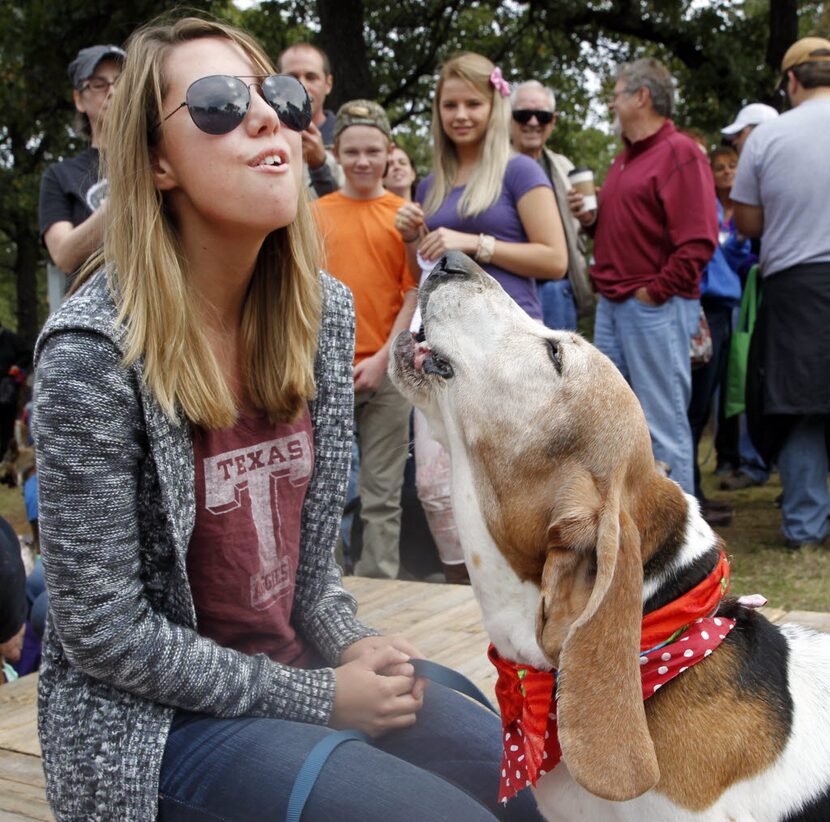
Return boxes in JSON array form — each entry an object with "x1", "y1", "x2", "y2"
[{"x1": 353, "y1": 374, "x2": 411, "y2": 579}]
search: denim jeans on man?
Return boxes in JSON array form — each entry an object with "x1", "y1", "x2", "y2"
[
  {"x1": 688, "y1": 300, "x2": 732, "y2": 499},
  {"x1": 777, "y1": 415, "x2": 829, "y2": 545},
  {"x1": 158, "y1": 682, "x2": 543, "y2": 821},
  {"x1": 539, "y1": 278, "x2": 578, "y2": 332},
  {"x1": 594, "y1": 294, "x2": 699, "y2": 495},
  {"x1": 737, "y1": 417, "x2": 770, "y2": 485}
]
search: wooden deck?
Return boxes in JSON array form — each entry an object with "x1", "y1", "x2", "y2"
[
  {"x1": 0, "y1": 675, "x2": 49, "y2": 821},
  {"x1": 2, "y1": 577, "x2": 830, "y2": 821}
]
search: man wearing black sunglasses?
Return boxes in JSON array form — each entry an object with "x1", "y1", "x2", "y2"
[
  {"x1": 510, "y1": 81, "x2": 593, "y2": 333},
  {"x1": 38, "y1": 44, "x2": 125, "y2": 312}
]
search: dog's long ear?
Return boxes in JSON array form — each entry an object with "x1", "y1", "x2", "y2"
[
  {"x1": 555, "y1": 483, "x2": 659, "y2": 801},
  {"x1": 536, "y1": 469, "x2": 602, "y2": 665}
]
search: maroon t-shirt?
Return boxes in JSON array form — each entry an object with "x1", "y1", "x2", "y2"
[{"x1": 187, "y1": 407, "x2": 316, "y2": 666}]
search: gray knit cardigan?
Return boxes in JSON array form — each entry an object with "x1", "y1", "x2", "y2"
[{"x1": 33, "y1": 270, "x2": 377, "y2": 821}]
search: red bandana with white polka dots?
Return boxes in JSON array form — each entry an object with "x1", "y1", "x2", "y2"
[{"x1": 490, "y1": 553, "x2": 736, "y2": 802}]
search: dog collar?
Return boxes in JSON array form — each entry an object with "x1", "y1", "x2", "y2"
[
  {"x1": 641, "y1": 549, "x2": 731, "y2": 651},
  {"x1": 490, "y1": 551, "x2": 736, "y2": 803}
]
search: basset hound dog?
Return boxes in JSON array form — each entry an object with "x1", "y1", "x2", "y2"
[{"x1": 389, "y1": 252, "x2": 830, "y2": 821}]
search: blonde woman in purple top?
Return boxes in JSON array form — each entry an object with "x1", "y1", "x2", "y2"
[
  {"x1": 396, "y1": 52, "x2": 566, "y2": 580},
  {"x1": 398, "y1": 52, "x2": 566, "y2": 318}
]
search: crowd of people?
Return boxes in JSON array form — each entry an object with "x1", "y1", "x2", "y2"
[{"x1": 1, "y1": 9, "x2": 828, "y2": 819}]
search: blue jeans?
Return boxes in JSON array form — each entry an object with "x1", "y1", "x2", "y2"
[
  {"x1": 340, "y1": 437, "x2": 361, "y2": 558},
  {"x1": 594, "y1": 294, "x2": 698, "y2": 495},
  {"x1": 688, "y1": 300, "x2": 732, "y2": 498},
  {"x1": 737, "y1": 416, "x2": 770, "y2": 484},
  {"x1": 538, "y1": 279, "x2": 578, "y2": 332},
  {"x1": 26, "y1": 557, "x2": 48, "y2": 640},
  {"x1": 777, "y1": 415, "x2": 829, "y2": 544},
  {"x1": 158, "y1": 682, "x2": 542, "y2": 821}
]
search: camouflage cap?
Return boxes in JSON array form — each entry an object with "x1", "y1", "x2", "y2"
[{"x1": 334, "y1": 99, "x2": 392, "y2": 141}]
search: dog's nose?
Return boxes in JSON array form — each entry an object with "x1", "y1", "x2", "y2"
[
  {"x1": 435, "y1": 251, "x2": 475, "y2": 278},
  {"x1": 421, "y1": 251, "x2": 478, "y2": 300}
]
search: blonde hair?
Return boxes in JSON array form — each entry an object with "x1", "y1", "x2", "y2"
[
  {"x1": 423, "y1": 52, "x2": 512, "y2": 218},
  {"x1": 76, "y1": 16, "x2": 322, "y2": 429}
]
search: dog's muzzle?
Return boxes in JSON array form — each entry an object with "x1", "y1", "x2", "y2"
[{"x1": 420, "y1": 251, "x2": 480, "y2": 301}]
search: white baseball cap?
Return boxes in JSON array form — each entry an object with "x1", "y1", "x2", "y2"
[{"x1": 720, "y1": 103, "x2": 779, "y2": 136}]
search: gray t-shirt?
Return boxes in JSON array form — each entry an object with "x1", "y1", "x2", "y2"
[{"x1": 731, "y1": 97, "x2": 830, "y2": 276}]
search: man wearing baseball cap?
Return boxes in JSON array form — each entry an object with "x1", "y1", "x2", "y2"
[
  {"x1": 731, "y1": 36, "x2": 830, "y2": 551},
  {"x1": 720, "y1": 102, "x2": 779, "y2": 154},
  {"x1": 38, "y1": 44, "x2": 125, "y2": 310},
  {"x1": 716, "y1": 99, "x2": 779, "y2": 496},
  {"x1": 313, "y1": 101, "x2": 418, "y2": 579}
]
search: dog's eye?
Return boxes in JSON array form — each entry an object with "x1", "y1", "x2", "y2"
[{"x1": 547, "y1": 339, "x2": 563, "y2": 374}]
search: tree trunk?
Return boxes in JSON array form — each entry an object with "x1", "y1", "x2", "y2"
[
  {"x1": 316, "y1": 0, "x2": 376, "y2": 111},
  {"x1": 767, "y1": 0, "x2": 799, "y2": 74},
  {"x1": 14, "y1": 219, "x2": 40, "y2": 347}
]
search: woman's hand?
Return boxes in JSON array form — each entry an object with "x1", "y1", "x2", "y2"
[
  {"x1": 342, "y1": 635, "x2": 429, "y2": 700},
  {"x1": 395, "y1": 202, "x2": 426, "y2": 243},
  {"x1": 331, "y1": 644, "x2": 425, "y2": 737},
  {"x1": 419, "y1": 228, "x2": 478, "y2": 261},
  {"x1": 341, "y1": 635, "x2": 426, "y2": 676}
]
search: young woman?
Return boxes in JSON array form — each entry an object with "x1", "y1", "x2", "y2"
[
  {"x1": 32, "y1": 18, "x2": 540, "y2": 822},
  {"x1": 383, "y1": 144, "x2": 418, "y2": 201},
  {"x1": 396, "y1": 52, "x2": 567, "y2": 580}
]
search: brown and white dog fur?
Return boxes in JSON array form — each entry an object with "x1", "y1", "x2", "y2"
[{"x1": 390, "y1": 252, "x2": 830, "y2": 822}]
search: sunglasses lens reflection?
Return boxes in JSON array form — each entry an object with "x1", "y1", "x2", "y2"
[
  {"x1": 185, "y1": 75, "x2": 312, "y2": 135},
  {"x1": 187, "y1": 76, "x2": 249, "y2": 135},
  {"x1": 262, "y1": 75, "x2": 312, "y2": 131}
]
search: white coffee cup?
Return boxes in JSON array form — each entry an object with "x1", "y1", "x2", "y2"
[{"x1": 568, "y1": 168, "x2": 597, "y2": 213}]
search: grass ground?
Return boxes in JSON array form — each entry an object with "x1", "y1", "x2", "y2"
[
  {"x1": 3, "y1": 436, "x2": 828, "y2": 612},
  {"x1": 0, "y1": 483, "x2": 30, "y2": 537},
  {"x1": 699, "y1": 443, "x2": 830, "y2": 612}
]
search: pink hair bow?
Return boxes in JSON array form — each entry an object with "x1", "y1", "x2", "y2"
[{"x1": 489, "y1": 67, "x2": 511, "y2": 97}]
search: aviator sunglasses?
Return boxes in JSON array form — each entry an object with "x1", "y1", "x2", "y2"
[
  {"x1": 511, "y1": 109, "x2": 554, "y2": 125},
  {"x1": 160, "y1": 74, "x2": 312, "y2": 135}
]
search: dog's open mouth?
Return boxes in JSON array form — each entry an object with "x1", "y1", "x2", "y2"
[{"x1": 413, "y1": 333, "x2": 454, "y2": 379}]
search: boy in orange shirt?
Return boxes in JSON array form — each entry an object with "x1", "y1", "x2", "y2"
[{"x1": 314, "y1": 101, "x2": 418, "y2": 579}]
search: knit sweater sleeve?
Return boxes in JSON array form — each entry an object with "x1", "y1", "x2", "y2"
[
  {"x1": 291, "y1": 273, "x2": 380, "y2": 663},
  {"x1": 34, "y1": 330, "x2": 339, "y2": 725}
]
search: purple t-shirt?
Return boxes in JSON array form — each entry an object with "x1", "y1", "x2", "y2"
[{"x1": 416, "y1": 154, "x2": 552, "y2": 318}]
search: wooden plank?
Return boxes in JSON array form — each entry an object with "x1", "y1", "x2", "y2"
[
  {"x1": 0, "y1": 751, "x2": 44, "y2": 788},
  {"x1": 0, "y1": 764, "x2": 53, "y2": 821},
  {"x1": 4, "y1": 576, "x2": 827, "y2": 822},
  {"x1": 0, "y1": 677, "x2": 40, "y2": 757},
  {"x1": 760, "y1": 607, "x2": 788, "y2": 624},
  {"x1": 782, "y1": 611, "x2": 830, "y2": 633}
]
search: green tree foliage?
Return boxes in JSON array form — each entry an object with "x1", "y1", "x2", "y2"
[
  {"x1": 0, "y1": 0, "x2": 231, "y2": 342},
  {"x1": 242, "y1": 0, "x2": 824, "y2": 180}
]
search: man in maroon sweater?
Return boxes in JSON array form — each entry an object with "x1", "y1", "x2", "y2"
[{"x1": 569, "y1": 58, "x2": 717, "y2": 496}]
